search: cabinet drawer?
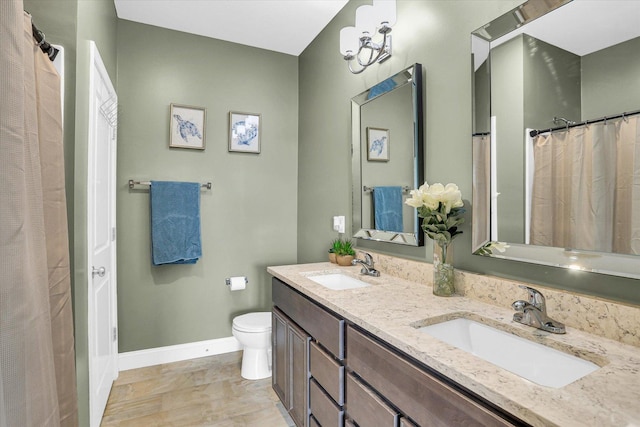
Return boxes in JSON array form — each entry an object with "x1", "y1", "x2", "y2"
[
  {"x1": 346, "y1": 325, "x2": 518, "y2": 427},
  {"x1": 273, "y1": 278, "x2": 344, "y2": 359},
  {"x1": 310, "y1": 341, "x2": 344, "y2": 406},
  {"x1": 310, "y1": 378, "x2": 344, "y2": 427},
  {"x1": 346, "y1": 373, "x2": 399, "y2": 426}
]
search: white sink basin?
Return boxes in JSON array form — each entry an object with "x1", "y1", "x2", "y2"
[
  {"x1": 417, "y1": 318, "x2": 600, "y2": 388},
  {"x1": 306, "y1": 273, "x2": 371, "y2": 290}
]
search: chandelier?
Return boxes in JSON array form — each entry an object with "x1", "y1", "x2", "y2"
[{"x1": 339, "y1": 0, "x2": 397, "y2": 74}]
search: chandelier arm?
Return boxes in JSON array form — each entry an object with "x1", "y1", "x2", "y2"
[
  {"x1": 356, "y1": 42, "x2": 376, "y2": 67},
  {"x1": 356, "y1": 31, "x2": 389, "y2": 67},
  {"x1": 347, "y1": 58, "x2": 367, "y2": 74}
]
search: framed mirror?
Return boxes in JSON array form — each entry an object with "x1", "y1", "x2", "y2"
[
  {"x1": 472, "y1": 0, "x2": 640, "y2": 279},
  {"x1": 352, "y1": 63, "x2": 424, "y2": 246}
]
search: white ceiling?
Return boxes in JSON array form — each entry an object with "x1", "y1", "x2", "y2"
[
  {"x1": 492, "y1": 0, "x2": 640, "y2": 55},
  {"x1": 114, "y1": 0, "x2": 349, "y2": 56}
]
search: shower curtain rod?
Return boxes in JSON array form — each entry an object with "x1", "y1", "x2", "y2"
[
  {"x1": 529, "y1": 109, "x2": 640, "y2": 137},
  {"x1": 29, "y1": 16, "x2": 59, "y2": 61}
]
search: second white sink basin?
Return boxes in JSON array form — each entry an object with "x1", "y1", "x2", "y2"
[
  {"x1": 417, "y1": 318, "x2": 600, "y2": 388},
  {"x1": 306, "y1": 273, "x2": 370, "y2": 290}
]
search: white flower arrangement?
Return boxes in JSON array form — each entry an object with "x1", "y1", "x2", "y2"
[{"x1": 405, "y1": 182, "x2": 465, "y2": 247}]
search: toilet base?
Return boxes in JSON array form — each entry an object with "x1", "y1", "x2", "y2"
[{"x1": 240, "y1": 347, "x2": 272, "y2": 380}]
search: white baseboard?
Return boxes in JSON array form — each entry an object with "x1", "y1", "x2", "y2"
[{"x1": 118, "y1": 336, "x2": 242, "y2": 371}]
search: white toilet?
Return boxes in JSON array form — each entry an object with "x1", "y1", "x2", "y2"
[{"x1": 232, "y1": 311, "x2": 272, "y2": 380}]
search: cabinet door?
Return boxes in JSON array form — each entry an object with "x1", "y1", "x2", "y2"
[
  {"x1": 272, "y1": 309, "x2": 288, "y2": 406},
  {"x1": 288, "y1": 321, "x2": 310, "y2": 427}
]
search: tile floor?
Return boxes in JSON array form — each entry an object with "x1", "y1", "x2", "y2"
[{"x1": 101, "y1": 351, "x2": 293, "y2": 426}]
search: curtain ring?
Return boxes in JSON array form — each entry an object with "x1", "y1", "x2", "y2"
[
  {"x1": 622, "y1": 112, "x2": 629, "y2": 123},
  {"x1": 34, "y1": 29, "x2": 46, "y2": 47}
]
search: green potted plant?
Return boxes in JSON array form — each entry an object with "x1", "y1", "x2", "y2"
[
  {"x1": 328, "y1": 238, "x2": 342, "y2": 263},
  {"x1": 334, "y1": 239, "x2": 356, "y2": 266}
]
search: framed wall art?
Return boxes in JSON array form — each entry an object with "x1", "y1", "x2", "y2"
[
  {"x1": 367, "y1": 127, "x2": 389, "y2": 161},
  {"x1": 169, "y1": 104, "x2": 206, "y2": 150},
  {"x1": 229, "y1": 111, "x2": 261, "y2": 153}
]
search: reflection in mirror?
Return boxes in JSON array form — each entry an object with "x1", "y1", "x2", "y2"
[
  {"x1": 352, "y1": 64, "x2": 424, "y2": 246},
  {"x1": 472, "y1": 0, "x2": 640, "y2": 279}
]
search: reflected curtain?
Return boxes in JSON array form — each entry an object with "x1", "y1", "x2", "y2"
[
  {"x1": 472, "y1": 134, "x2": 491, "y2": 250},
  {"x1": 530, "y1": 116, "x2": 640, "y2": 255},
  {"x1": 1, "y1": 2, "x2": 78, "y2": 427}
]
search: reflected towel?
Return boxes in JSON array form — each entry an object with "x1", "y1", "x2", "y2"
[
  {"x1": 373, "y1": 186, "x2": 403, "y2": 233},
  {"x1": 150, "y1": 181, "x2": 202, "y2": 265},
  {"x1": 367, "y1": 77, "x2": 397, "y2": 100}
]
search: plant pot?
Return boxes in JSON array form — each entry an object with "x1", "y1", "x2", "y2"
[
  {"x1": 336, "y1": 255, "x2": 354, "y2": 266},
  {"x1": 328, "y1": 253, "x2": 337, "y2": 264}
]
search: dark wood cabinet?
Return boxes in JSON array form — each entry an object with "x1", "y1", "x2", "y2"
[
  {"x1": 288, "y1": 320, "x2": 310, "y2": 427},
  {"x1": 272, "y1": 307, "x2": 310, "y2": 427},
  {"x1": 272, "y1": 277, "x2": 525, "y2": 427},
  {"x1": 273, "y1": 278, "x2": 345, "y2": 426}
]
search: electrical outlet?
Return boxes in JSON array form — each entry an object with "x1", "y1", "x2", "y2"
[{"x1": 333, "y1": 216, "x2": 345, "y2": 233}]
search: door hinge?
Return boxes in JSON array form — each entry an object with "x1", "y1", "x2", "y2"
[
  {"x1": 112, "y1": 227, "x2": 116, "y2": 241},
  {"x1": 113, "y1": 327, "x2": 118, "y2": 342}
]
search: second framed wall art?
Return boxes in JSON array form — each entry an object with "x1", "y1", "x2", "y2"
[{"x1": 229, "y1": 111, "x2": 261, "y2": 153}]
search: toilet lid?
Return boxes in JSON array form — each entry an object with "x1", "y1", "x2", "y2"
[{"x1": 233, "y1": 312, "x2": 272, "y2": 332}]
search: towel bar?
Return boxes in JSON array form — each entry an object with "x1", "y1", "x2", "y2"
[
  {"x1": 363, "y1": 185, "x2": 410, "y2": 193},
  {"x1": 128, "y1": 180, "x2": 212, "y2": 190}
]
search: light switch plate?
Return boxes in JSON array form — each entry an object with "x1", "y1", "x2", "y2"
[{"x1": 333, "y1": 216, "x2": 345, "y2": 233}]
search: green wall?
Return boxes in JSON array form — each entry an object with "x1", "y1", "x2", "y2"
[
  {"x1": 491, "y1": 35, "x2": 524, "y2": 243},
  {"x1": 115, "y1": 20, "x2": 299, "y2": 352},
  {"x1": 582, "y1": 37, "x2": 640, "y2": 119},
  {"x1": 298, "y1": 0, "x2": 640, "y2": 304}
]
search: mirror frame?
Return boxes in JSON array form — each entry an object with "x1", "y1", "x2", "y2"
[
  {"x1": 471, "y1": 0, "x2": 640, "y2": 280},
  {"x1": 351, "y1": 63, "x2": 425, "y2": 246}
]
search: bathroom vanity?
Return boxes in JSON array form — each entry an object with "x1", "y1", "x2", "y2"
[{"x1": 268, "y1": 260, "x2": 640, "y2": 427}]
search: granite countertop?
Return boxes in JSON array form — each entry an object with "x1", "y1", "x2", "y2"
[{"x1": 267, "y1": 262, "x2": 640, "y2": 427}]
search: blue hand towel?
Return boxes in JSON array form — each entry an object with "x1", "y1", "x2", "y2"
[
  {"x1": 373, "y1": 186, "x2": 404, "y2": 233},
  {"x1": 150, "y1": 181, "x2": 202, "y2": 265}
]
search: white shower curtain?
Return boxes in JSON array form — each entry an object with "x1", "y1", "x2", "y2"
[
  {"x1": 530, "y1": 116, "x2": 640, "y2": 255},
  {"x1": 1, "y1": 1, "x2": 78, "y2": 426},
  {"x1": 472, "y1": 134, "x2": 491, "y2": 250}
]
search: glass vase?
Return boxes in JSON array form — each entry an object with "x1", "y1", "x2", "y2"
[{"x1": 433, "y1": 240, "x2": 455, "y2": 296}]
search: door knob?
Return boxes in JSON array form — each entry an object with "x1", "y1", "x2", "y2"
[{"x1": 92, "y1": 266, "x2": 106, "y2": 278}]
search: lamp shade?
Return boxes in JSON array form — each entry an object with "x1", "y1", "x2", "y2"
[
  {"x1": 339, "y1": 26, "x2": 360, "y2": 55},
  {"x1": 373, "y1": 0, "x2": 397, "y2": 26},
  {"x1": 355, "y1": 5, "x2": 379, "y2": 36}
]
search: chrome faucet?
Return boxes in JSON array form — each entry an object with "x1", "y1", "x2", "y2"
[
  {"x1": 351, "y1": 251, "x2": 380, "y2": 277},
  {"x1": 512, "y1": 286, "x2": 566, "y2": 334}
]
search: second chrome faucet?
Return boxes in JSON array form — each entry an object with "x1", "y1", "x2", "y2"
[{"x1": 512, "y1": 285, "x2": 566, "y2": 334}]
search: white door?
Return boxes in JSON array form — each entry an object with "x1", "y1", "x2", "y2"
[{"x1": 87, "y1": 41, "x2": 118, "y2": 427}]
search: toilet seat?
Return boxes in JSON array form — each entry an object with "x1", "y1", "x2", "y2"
[{"x1": 233, "y1": 312, "x2": 271, "y2": 333}]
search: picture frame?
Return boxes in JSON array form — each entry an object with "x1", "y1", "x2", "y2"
[
  {"x1": 367, "y1": 127, "x2": 390, "y2": 161},
  {"x1": 169, "y1": 104, "x2": 206, "y2": 150},
  {"x1": 229, "y1": 111, "x2": 261, "y2": 153}
]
